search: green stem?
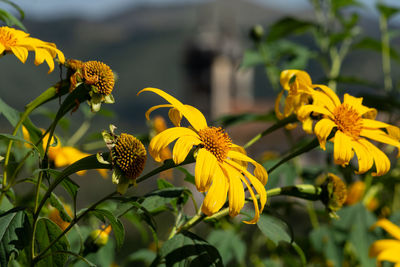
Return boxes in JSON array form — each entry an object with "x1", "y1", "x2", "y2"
[
  {"x1": 33, "y1": 191, "x2": 117, "y2": 265},
  {"x1": 306, "y1": 202, "x2": 320, "y2": 228},
  {"x1": 267, "y1": 137, "x2": 320, "y2": 174},
  {"x1": 244, "y1": 114, "x2": 297, "y2": 149},
  {"x1": 67, "y1": 120, "x2": 91, "y2": 147},
  {"x1": 379, "y1": 12, "x2": 393, "y2": 92},
  {"x1": 2, "y1": 82, "x2": 69, "y2": 189}
]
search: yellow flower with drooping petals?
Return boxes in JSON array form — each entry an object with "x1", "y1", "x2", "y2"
[
  {"x1": 370, "y1": 219, "x2": 400, "y2": 266},
  {"x1": 275, "y1": 70, "x2": 314, "y2": 133},
  {"x1": 297, "y1": 85, "x2": 400, "y2": 176},
  {"x1": 138, "y1": 88, "x2": 268, "y2": 224},
  {"x1": 0, "y1": 26, "x2": 65, "y2": 73}
]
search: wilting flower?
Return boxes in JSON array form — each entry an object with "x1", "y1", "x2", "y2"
[
  {"x1": 22, "y1": 127, "x2": 108, "y2": 178},
  {"x1": 0, "y1": 26, "x2": 65, "y2": 73},
  {"x1": 297, "y1": 85, "x2": 400, "y2": 176},
  {"x1": 275, "y1": 70, "x2": 314, "y2": 133},
  {"x1": 66, "y1": 59, "x2": 115, "y2": 112},
  {"x1": 370, "y1": 218, "x2": 400, "y2": 266},
  {"x1": 99, "y1": 125, "x2": 147, "y2": 194},
  {"x1": 319, "y1": 173, "x2": 347, "y2": 216},
  {"x1": 138, "y1": 88, "x2": 268, "y2": 223}
]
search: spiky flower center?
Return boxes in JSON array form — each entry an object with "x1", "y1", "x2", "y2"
[
  {"x1": 198, "y1": 127, "x2": 232, "y2": 162},
  {"x1": 83, "y1": 61, "x2": 115, "y2": 95},
  {"x1": 0, "y1": 27, "x2": 18, "y2": 48},
  {"x1": 333, "y1": 104, "x2": 362, "y2": 138},
  {"x1": 113, "y1": 133, "x2": 147, "y2": 179}
]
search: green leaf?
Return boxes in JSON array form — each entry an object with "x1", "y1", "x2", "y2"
[
  {"x1": 240, "y1": 49, "x2": 264, "y2": 68},
  {"x1": 266, "y1": 17, "x2": 315, "y2": 43},
  {"x1": 257, "y1": 214, "x2": 292, "y2": 245},
  {"x1": 353, "y1": 37, "x2": 400, "y2": 63},
  {"x1": 0, "y1": 208, "x2": 29, "y2": 267},
  {"x1": 0, "y1": 9, "x2": 25, "y2": 30},
  {"x1": 0, "y1": 133, "x2": 39, "y2": 152},
  {"x1": 34, "y1": 218, "x2": 70, "y2": 267},
  {"x1": 125, "y1": 249, "x2": 156, "y2": 265},
  {"x1": 90, "y1": 209, "x2": 124, "y2": 249},
  {"x1": 331, "y1": 0, "x2": 363, "y2": 14},
  {"x1": 49, "y1": 193, "x2": 72, "y2": 223},
  {"x1": 207, "y1": 229, "x2": 246, "y2": 265},
  {"x1": 377, "y1": 3, "x2": 400, "y2": 20},
  {"x1": 0, "y1": 97, "x2": 21, "y2": 127},
  {"x1": 177, "y1": 167, "x2": 195, "y2": 185},
  {"x1": 141, "y1": 187, "x2": 190, "y2": 213},
  {"x1": 155, "y1": 231, "x2": 223, "y2": 267},
  {"x1": 310, "y1": 226, "x2": 343, "y2": 267},
  {"x1": 157, "y1": 179, "x2": 174, "y2": 189}
]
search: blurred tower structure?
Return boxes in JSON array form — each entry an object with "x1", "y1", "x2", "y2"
[{"x1": 183, "y1": 0, "x2": 254, "y2": 120}]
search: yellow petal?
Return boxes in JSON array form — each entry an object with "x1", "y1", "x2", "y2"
[
  {"x1": 168, "y1": 107, "x2": 182, "y2": 127},
  {"x1": 297, "y1": 105, "x2": 332, "y2": 122},
  {"x1": 10, "y1": 46, "x2": 28, "y2": 63},
  {"x1": 172, "y1": 135, "x2": 200, "y2": 164},
  {"x1": 377, "y1": 248, "x2": 400, "y2": 263},
  {"x1": 201, "y1": 164, "x2": 228, "y2": 215},
  {"x1": 314, "y1": 118, "x2": 336, "y2": 150},
  {"x1": 343, "y1": 93, "x2": 374, "y2": 116},
  {"x1": 362, "y1": 119, "x2": 392, "y2": 129},
  {"x1": 97, "y1": 169, "x2": 108, "y2": 178},
  {"x1": 274, "y1": 90, "x2": 285, "y2": 120},
  {"x1": 373, "y1": 219, "x2": 400, "y2": 240},
  {"x1": 301, "y1": 117, "x2": 313, "y2": 134},
  {"x1": 333, "y1": 131, "x2": 353, "y2": 165},
  {"x1": 352, "y1": 140, "x2": 374, "y2": 174},
  {"x1": 313, "y1": 84, "x2": 341, "y2": 107},
  {"x1": 227, "y1": 150, "x2": 268, "y2": 185},
  {"x1": 0, "y1": 43, "x2": 5, "y2": 54},
  {"x1": 138, "y1": 88, "x2": 207, "y2": 131},
  {"x1": 280, "y1": 69, "x2": 312, "y2": 90},
  {"x1": 195, "y1": 148, "x2": 218, "y2": 192},
  {"x1": 230, "y1": 144, "x2": 248, "y2": 169},
  {"x1": 223, "y1": 164, "x2": 245, "y2": 217},
  {"x1": 361, "y1": 129, "x2": 400, "y2": 150},
  {"x1": 145, "y1": 104, "x2": 173, "y2": 120},
  {"x1": 149, "y1": 127, "x2": 197, "y2": 162},
  {"x1": 370, "y1": 239, "x2": 400, "y2": 257},
  {"x1": 362, "y1": 139, "x2": 391, "y2": 176}
]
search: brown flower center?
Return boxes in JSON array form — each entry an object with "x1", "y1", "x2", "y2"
[
  {"x1": 333, "y1": 104, "x2": 362, "y2": 138},
  {"x1": 113, "y1": 133, "x2": 147, "y2": 179},
  {"x1": 83, "y1": 61, "x2": 115, "y2": 95},
  {"x1": 198, "y1": 127, "x2": 232, "y2": 162},
  {"x1": 0, "y1": 27, "x2": 18, "y2": 48}
]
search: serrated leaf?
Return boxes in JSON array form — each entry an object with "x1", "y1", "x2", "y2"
[
  {"x1": 90, "y1": 209, "x2": 124, "y2": 249},
  {"x1": 34, "y1": 218, "x2": 70, "y2": 267},
  {"x1": 266, "y1": 17, "x2": 315, "y2": 43},
  {"x1": 0, "y1": 208, "x2": 29, "y2": 266},
  {"x1": 155, "y1": 231, "x2": 223, "y2": 267},
  {"x1": 257, "y1": 214, "x2": 292, "y2": 245},
  {"x1": 207, "y1": 229, "x2": 246, "y2": 265}
]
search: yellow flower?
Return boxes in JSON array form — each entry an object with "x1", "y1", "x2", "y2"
[
  {"x1": 275, "y1": 70, "x2": 314, "y2": 133},
  {"x1": 345, "y1": 180, "x2": 365, "y2": 205},
  {"x1": 150, "y1": 116, "x2": 173, "y2": 180},
  {"x1": 0, "y1": 26, "x2": 65, "y2": 73},
  {"x1": 297, "y1": 85, "x2": 400, "y2": 176},
  {"x1": 370, "y1": 219, "x2": 400, "y2": 266},
  {"x1": 138, "y1": 88, "x2": 268, "y2": 224},
  {"x1": 22, "y1": 126, "x2": 108, "y2": 178}
]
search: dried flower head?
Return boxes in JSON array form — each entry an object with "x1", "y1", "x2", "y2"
[{"x1": 98, "y1": 125, "x2": 147, "y2": 194}]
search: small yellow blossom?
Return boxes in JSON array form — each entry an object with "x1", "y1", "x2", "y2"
[
  {"x1": 297, "y1": 85, "x2": 400, "y2": 176},
  {"x1": 275, "y1": 70, "x2": 314, "y2": 133},
  {"x1": 139, "y1": 88, "x2": 268, "y2": 223},
  {"x1": 48, "y1": 203, "x2": 73, "y2": 231},
  {"x1": 0, "y1": 26, "x2": 65, "y2": 73},
  {"x1": 370, "y1": 218, "x2": 400, "y2": 266}
]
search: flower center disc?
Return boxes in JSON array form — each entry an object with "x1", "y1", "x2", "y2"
[
  {"x1": 198, "y1": 127, "x2": 232, "y2": 162},
  {"x1": 83, "y1": 61, "x2": 115, "y2": 95},
  {"x1": 333, "y1": 104, "x2": 362, "y2": 138},
  {"x1": 0, "y1": 27, "x2": 17, "y2": 47},
  {"x1": 114, "y1": 133, "x2": 147, "y2": 179}
]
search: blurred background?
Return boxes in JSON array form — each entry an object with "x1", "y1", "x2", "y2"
[{"x1": 1, "y1": 0, "x2": 400, "y2": 265}]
